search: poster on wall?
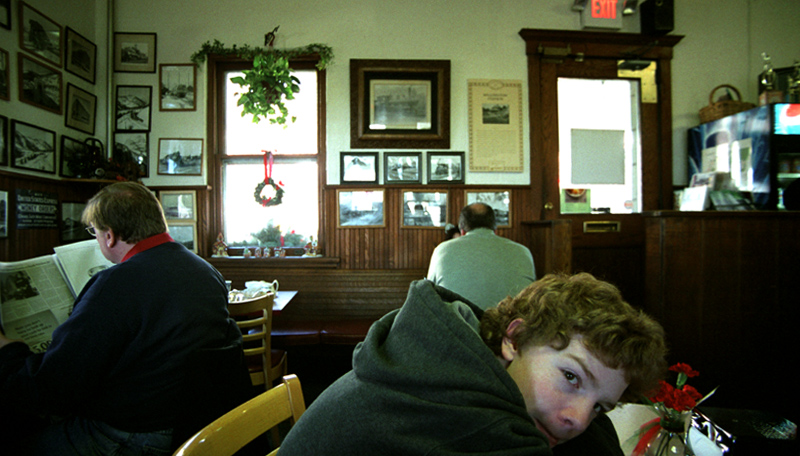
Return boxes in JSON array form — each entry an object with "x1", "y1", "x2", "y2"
[
  {"x1": 15, "y1": 189, "x2": 58, "y2": 229},
  {"x1": 467, "y1": 79, "x2": 524, "y2": 172}
]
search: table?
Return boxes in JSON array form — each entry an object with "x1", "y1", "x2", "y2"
[{"x1": 273, "y1": 290, "x2": 297, "y2": 315}]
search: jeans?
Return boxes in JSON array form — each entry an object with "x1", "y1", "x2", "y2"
[{"x1": 26, "y1": 417, "x2": 172, "y2": 456}]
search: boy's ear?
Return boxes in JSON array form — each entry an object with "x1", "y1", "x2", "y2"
[{"x1": 500, "y1": 318, "x2": 525, "y2": 361}]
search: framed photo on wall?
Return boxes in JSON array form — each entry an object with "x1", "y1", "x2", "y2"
[
  {"x1": 59, "y1": 135, "x2": 88, "y2": 178},
  {"x1": 11, "y1": 119, "x2": 56, "y2": 174},
  {"x1": 158, "y1": 138, "x2": 203, "y2": 175},
  {"x1": 159, "y1": 64, "x2": 196, "y2": 111},
  {"x1": 18, "y1": 53, "x2": 62, "y2": 114},
  {"x1": 60, "y1": 201, "x2": 91, "y2": 243},
  {"x1": 114, "y1": 32, "x2": 157, "y2": 73},
  {"x1": 65, "y1": 83, "x2": 96, "y2": 135},
  {"x1": 0, "y1": 0, "x2": 10, "y2": 30},
  {"x1": 384, "y1": 152, "x2": 422, "y2": 184},
  {"x1": 0, "y1": 47, "x2": 8, "y2": 101},
  {"x1": 65, "y1": 27, "x2": 97, "y2": 84},
  {"x1": 428, "y1": 151, "x2": 465, "y2": 184},
  {"x1": 337, "y1": 189, "x2": 385, "y2": 227},
  {"x1": 350, "y1": 59, "x2": 450, "y2": 149},
  {"x1": 19, "y1": 1, "x2": 62, "y2": 67},
  {"x1": 340, "y1": 152, "x2": 379, "y2": 184},
  {"x1": 0, "y1": 190, "x2": 7, "y2": 239},
  {"x1": 167, "y1": 221, "x2": 197, "y2": 253},
  {"x1": 402, "y1": 191, "x2": 448, "y2": 228},
  {"x1": 113, "y1": 131, "x2": 149, "y2": 177},
  {"x1": 0, "y1": 114, "x2": 7, "y2": 167},
  {"x1": 159, "y1": 190, "x2": 197, "y2": 220},
  {"x1": 465, "y1": 189, "x2": 511, "y2": 228},
  {"x1": 115, "y1": 85, "x2": 152, "y2": 131}
]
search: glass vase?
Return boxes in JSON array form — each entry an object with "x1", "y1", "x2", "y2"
[{"x1": 644, "y1": 406, "x2": 693, "y2": 456}]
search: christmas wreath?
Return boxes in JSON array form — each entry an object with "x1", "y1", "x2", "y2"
[{"x1": 254, "y1": 150, "x2": 285, "y2": 207}]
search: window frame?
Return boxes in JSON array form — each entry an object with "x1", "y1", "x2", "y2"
[{"x1": 206, "y1": 55, "x2": 327, "y2": 253}]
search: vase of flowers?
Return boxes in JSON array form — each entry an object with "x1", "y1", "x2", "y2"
[{"x1": 635, "y1": 363, "x2": 715, "y2": 456}]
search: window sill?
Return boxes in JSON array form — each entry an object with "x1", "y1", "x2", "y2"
[{"x1": 207, "y1": 256, "x2": 340, "y2": 269}]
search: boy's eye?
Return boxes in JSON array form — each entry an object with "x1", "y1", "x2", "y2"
[{"x1": 563, "y1": 370, "x2": 579, "y2": 385}]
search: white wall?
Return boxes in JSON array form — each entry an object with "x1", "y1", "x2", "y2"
[{"x1": 2, "y1": 0, "x2": 798, "y2": 187}]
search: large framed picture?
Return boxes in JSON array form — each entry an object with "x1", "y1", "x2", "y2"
[
  {"x1": 159, "y1": 190, "x2": 196, "y2": 220},
  {"x1": 428, "y1": 151, "x2": 465, "y2": 184},
  {"x1": 159, "y1": 64, "x2": 196, "y2": 111},
  {"x1": 0, "y1": 47, "x2": 8, "y2": 101},
  {"x1": 350, "y1": 59, "x2": 450, "y2": 149},
  {"x1": 337, "y1": 189, "x2": 385, "y2": 227},
  {"x1": 465, "y1": 190, "x2": 511, "y2": 228},
  {"x1": 11, "y1": 119, "x2": 56, "y2": 174},
  {"x1": 0, "y1": 0, "x2": 10, "y2": 30},
  {"x1": 65, "y1": 83, "x2": 96, "y2": 135},
  {"x1": 0, "y1": 115, "x2": 7, "y2": 167},
  {"x1": 60, "y1": 201, "x2": 91, "y2": 243},
  {"x1": 113, "y1": 131, "x2": 149, "y2": 177},
  {"x1": 167, "y1": 221, "x2": 197, "y2": 253},
  {"x1": 158, "y1": 138, "x2": 203, "y2": 175},
  {"x1": 384, "y1": 152, "x2": 422, "y2": 184},
  {"x1": 19, "y1": 1, "x2": 62, "y2": 67},
  {"x1": 114, "y1": 32, "x2": 157, "y2": 73},
  {"x1": 402, "y1": 191, "x2": 448, "y2": 228},
  {"x1": 59, "y1": 135, "x2": 88, "y2": 178},
  {"x1": 340, "y1": 152, "x2": 378, "y2": 184},
  {"x1": 18, "y1": 53, "x2": 62, "y2": 114},
  {"x1": 64, "y1": 27, "x2": 96, "y2": 84},
  {"x1": 115, "y1": 85, "x2": 152, "y2": 131}
]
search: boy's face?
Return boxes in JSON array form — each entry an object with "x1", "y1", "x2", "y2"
[{"x1": 501, "y1": 321, "x2": 628, "y2": 447}]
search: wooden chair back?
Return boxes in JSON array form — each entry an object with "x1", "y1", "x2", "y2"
[
  {"x1": 227, "y1": 292, "x2": 285, "y2": 387},
  {"x1": 172, "y1": 374, "x2": 306, "y2": 456}
]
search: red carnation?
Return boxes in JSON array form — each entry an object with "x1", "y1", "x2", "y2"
[{"x1": 669, "y1": 363, "x2": 699, "y2": 378}]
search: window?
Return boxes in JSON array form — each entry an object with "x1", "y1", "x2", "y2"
[{"x1": 212, "y1": 59, "x2": 324, "y2": 249}]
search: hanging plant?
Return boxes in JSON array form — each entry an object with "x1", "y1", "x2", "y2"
[{"x1": 191, "y1": 34, "x2": 333, "y2": 125}]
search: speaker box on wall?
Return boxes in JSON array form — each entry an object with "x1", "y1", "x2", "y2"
[{"x1": 640, "y1": 0, "x2": 674, "y2": 35}]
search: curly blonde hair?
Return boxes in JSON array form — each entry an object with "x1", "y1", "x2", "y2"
[{"x1": 480, "y1": 272, "x2": 667, "y2": 402}]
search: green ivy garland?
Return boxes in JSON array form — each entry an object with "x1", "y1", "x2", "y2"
[
  {"x1": 254, "y1": 178, "x2": 285, "y2": 207},
  {"x1": 191, "y1": 39, "x2": 334, "y2": 71}
]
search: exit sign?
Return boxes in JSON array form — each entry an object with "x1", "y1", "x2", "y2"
[{"x1": 581, "y1": 0, "x2": 624, "y2": 29}]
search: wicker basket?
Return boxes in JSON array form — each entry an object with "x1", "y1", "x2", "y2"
[{"x1": 699, "y1": 84, "x2": 756, "y2": 123}]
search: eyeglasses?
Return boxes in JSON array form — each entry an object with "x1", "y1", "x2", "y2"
[{"x1": 85, "y1": 226, "x2": 98, "y2": 236}]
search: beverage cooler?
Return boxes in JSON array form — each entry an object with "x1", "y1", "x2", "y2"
[{"x1": 688, "y1": 103, "x2": 800, "y2": 209}]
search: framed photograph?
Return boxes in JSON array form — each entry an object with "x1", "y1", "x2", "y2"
[
  {"x1": 114, "y1": 32, "x2": 157, "y2": 73},
  {"x1": 428, "y1": 151, "x2": 465, "y2": 184},
  {"x1": 0, "y1": 0, "x2": 10, "y2": 30},
  {"x1": 115, "y1": 85, "x2": 152, "y2": 131},
  {"x1": 18, "y1": 53, "x2": 62, "y2": 114},
  {"x1": 60, "y1": 201, "x2": 91, "y2": 243},
  {"x1": 350, "y1": 59, "x2": 450, "y2": 149},
  {"x1": 64, "y1": 27, "x2": 96, "y2": 84},
  {"x1": 160, "y1": 190, "x2": 196, "y2": 220},
  {"x1": 337, "y1": 189, "x2": 385, "y2": 227},
  {"x1": 158, "y1": 138, "x2": 203, "y2": 175},
  {"x1": 167, "y1": 221, "x2": 197, "y2": 253},
  {"x1": 465, "y1": 190, "x2": 511, "y2": 228},
  {"x1": 384, "y1": 152, "x2": 422, "y2": 184},
  {"x1": 59, "y1": 135, "x2": 88, "y2": 178},
  {"x1": 402, "y1": 191, "x2": 448, "y2": 228},
  {"x1": 11, "y1": 119, "x2": 56, "y2": 174},
  {"x1": 113, "y1": 131, "x2": 149, "y2": 177},
  {"x1": 159, "y1": 64, "x2": 196, "y2": 111},
  {"x1": 0, "y1": 190, "x2": 7, "y2": 239},
  {"x1": 0, "y1": 47, "x2": 8, "y2": 101},
  {"x1": 0, "y1": 115, "x2": 7, "y2": 167},
  {"x1": 19, "y1": 1, "x2": 62, "y2": 67},
  {"x1": 65, "y1": 83, "x2": 96, "y2": 135},
  {"x1": 340, "y1": 152, "x2": 378, "y2": 184}
]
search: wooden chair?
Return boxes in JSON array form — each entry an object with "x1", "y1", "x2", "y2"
[
  {"x1": 227, "y1": 293, "x2": 288, "y2": 389},
  {"x1": 172, "y1": 374, "x2": 306, "y2": 456}
]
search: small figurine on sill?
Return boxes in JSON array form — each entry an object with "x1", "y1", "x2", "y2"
[{"x1": 211, "y1": 232, "x2": 229, "y2": 257}]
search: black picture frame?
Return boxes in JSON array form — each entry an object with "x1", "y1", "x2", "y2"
[
  {"x1": 428, "y1": 151, "x2": 465, "y2": 184},
  {"x1": 340, "y1": 152, "x2": 379, "y2": 184},
  {"x1": 384, "y1": 152, "x2": 422, "y2": 184},
  {"x1": 159, "y1": 63, "x2": 196, "y2": 111},
  {"x1": 465, "y1": 190, "x2": 512, "y2": 228},
  {"x1": 65, "y1": 83, "x2": 96, "y2": 135},
  {"x1": 113, "y1": 131, "x2": 149, "y2": 177},
  {"x1": 0, "y1": 115, "x2": 8, "y2": 166},
  {"x1": 350, "y1": 59, "x2": 450, "y2": 149},
  {"x1": 59, "y1": 135, "x2": 88, "y2": 178},
  {"x1": 114, "y1": 32, "x2": 157, "y2": 73},
  {"x1": 11, "y1": 119, "x2": 56, "y2": 174},
  {"x1": 65, "y1": 27, "x2": 97, "y2": 84},
  {"x1": 157, "y1": 138, "x2": 203, "y2": 175},
  {"x1": 115, "y1": 85, "x2": 152, "y2": 131},
  {"x1": 60, "y1": 201, "x2": 91, "y2": 243},
  {"x1": 402, "y1": 191, "x2": 448, "y2": 228},
  {"x1": 0, "y1": 0, "x2": 10, "y2": 30},
  {"x1": 0, "y1": 47, "x2": 8, "y2": 101},
  {"x1": 19, "y1": 1, "x2": 62, "y2": 67},
  {"x1": 18, "y1": 53, "x2": 62, "y2": 114}
]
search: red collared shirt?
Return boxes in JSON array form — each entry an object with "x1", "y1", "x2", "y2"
[{"x1": 121, "y1": 232, "x2": 175, "y2": 263}]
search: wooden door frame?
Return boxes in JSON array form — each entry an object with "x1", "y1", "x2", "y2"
[{"x1": 519, "y1": 29, "x2": 683, "y2": 219}]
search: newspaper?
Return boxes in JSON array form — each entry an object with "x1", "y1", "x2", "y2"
[{"x1": 0, "y1": 240, "x2": 113, "y2": 353}]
